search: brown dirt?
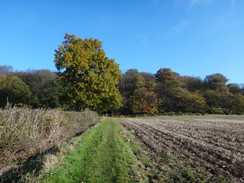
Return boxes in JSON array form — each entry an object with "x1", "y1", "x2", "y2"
[{"x1": 121, "y1": 117, "x2": 244, "y2": 182}]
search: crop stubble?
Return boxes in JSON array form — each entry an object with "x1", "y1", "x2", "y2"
[{"x1": 121, "y1": 117, "x2": 244, "y2": 182}]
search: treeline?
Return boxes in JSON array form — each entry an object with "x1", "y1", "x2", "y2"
[
  {"x1": 119, "y1": 69, "x2": 244, "y2": 115},
  {"x1": 0, "y1": 65, "x2": 65, "y2": 109},
  {"x1": 1, "y1": 65, "x2": 244, "y2": 115}
]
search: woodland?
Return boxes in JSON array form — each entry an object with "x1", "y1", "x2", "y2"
[{"x1": 0, "y1": 34, "x2": 244, "y2": 115}]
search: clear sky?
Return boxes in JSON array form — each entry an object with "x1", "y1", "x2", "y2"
[{"x1": 1, "y1": 0, "x2": 244, "y2": 83}]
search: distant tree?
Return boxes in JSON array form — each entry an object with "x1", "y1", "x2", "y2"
[
  {"x1": 131, "y1": 75, "x2": 158, "y2": 114},
  {"x1": 183, "y1": 92, "x2": 206, "y2": 113},
  {"x1": 0, "y1": 74, "x2": 31, "y2": 107},
  {"x1": 227, "y1": 83, "x2": 241, "y2": 94},
  {"x1": 230, "y1": 93, "x2": 244, "y2": 114},
  {"x1": 203, "y1": 90, "x2": 231, "y2": 114},
  {"x1": 0, "y1": 65, "x2": 13, "y2": 75},
  {"x1": 182, "y1": 76, "x2": 204, "y2": 92},
  {"x1": 17, "y1": 69, "x2": 57, "y2": 107},
  {"x1": 140, "y1": 72, "x2": 156, "y2": 83},
  {"x1": 54, "y1": 33, "x2": 122, "y2": 112},
  {"x1": 119, "y1": 69, "x2": 139, "y2": 98},
  {"x1": 119, "y1": 69, "x2": 139, "y2": 114},
  {"x1": 39, "y1": 79, "x2": 66, "y2": 108},
  {"x1": 155, "y1": 68, "x2": 184, "y2": 88},
  {"x1": 155, "y1": 68, "x2": 186, "y2": 113},
  {"x1": 204, "y1": 73, "x2": 228, "y2": 91},
  {"x1": 203, "y1": 73, "x2": 234, "y2": 114}
]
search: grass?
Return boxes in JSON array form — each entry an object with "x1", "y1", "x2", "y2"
[{"x1": 42, "y1": 118, "x2": 146, "y2": 183}]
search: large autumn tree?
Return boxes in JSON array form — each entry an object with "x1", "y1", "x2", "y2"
[{"x1": 54, "y1": 33, "x2": 122, "y2": 112}]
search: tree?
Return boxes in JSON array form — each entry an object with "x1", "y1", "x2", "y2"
[
  {"x1": 39, "y1": 79, "x2": 65, "y2": 108},
  {"x1": 0, "y1": 65, "x2": 13, "y2": 75},
  {"x1": 230, "y1": 93, "x2": 244, "y2": 114},
  {"x1": 182, "y1": 76, "x2": 204, "y2": 92},
  {"x1": 227, "y1": 83, "x2": 241, "y2": 94},
  {"x1": 119, "y1": 69, "x2": 139, "y2": 98},
  {"x1": 183, "y1": 92, "x2": 206, "y2": 113},
  {"x1": 119, "y1": 70, "x2": 158, "y2": 114},
  {"x1": 203, "y1": 90, "x2": 231, "y2": 114},
  {"x1": 155, "y1": 68, "x2": 185, "y2": 88},
  {"x1": 119, "y1": 69, "x2": 139, "y2": 114},
  {"x1": 155, "y1": 68, "x2": 186, "y2": 113},
  {"x1": 17, "y1": 69, "x2": 57, "y2": 108},
  {"x1": 131, "y1": 75, "x2": 158, "y2": 114},
  {"x1": 140, "y1": 72, "x2": 156, "y2": 83},
  {"x1": 54, "y1": 33, "x2": 122, "y2": 112},
  {"x1": 0, "y1": 74, "x2": 31, "y2": 107},
  {"x1": 204, "y1": 73, "x2": 228, "y2": 91}
]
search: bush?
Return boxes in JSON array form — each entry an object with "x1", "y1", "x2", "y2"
[
  {"x1": 209, "y1": 107, "x2": 224, "y2": 114},
  {"x1": 0, "y1": 108, "x2": 99, "y2": 173}
]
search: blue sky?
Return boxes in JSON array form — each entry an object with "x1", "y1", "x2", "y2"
[{"x1": 1, "y1": 0, "x2": 244, "y2": 83}]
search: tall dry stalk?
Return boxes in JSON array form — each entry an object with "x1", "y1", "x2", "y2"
[{"x1": 0, "y1": 108, "x2": 99, "y2": 173}]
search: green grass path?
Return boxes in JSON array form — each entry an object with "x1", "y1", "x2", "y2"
[{"x1": 43, "y1": 118, "x2": 143, "y2": 183}]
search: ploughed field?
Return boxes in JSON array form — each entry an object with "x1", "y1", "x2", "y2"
[{"x1": 121, "y1": 116, "x2": 244, "y2": 182}]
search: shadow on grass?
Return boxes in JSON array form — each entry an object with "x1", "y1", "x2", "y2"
[
  {"x1": 0, "y1": 124, "x2": 97, "y2": 183},
  {"x1": 0, "y1": 146, "x2": 60, "y2": 183}
]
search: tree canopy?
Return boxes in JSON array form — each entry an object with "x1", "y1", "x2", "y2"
[
  {"x1": 205, "y1": 73, "x2": 228, "y2": 91},
  {"x1": 0, "y1": 64, "x2": 244, "y2": 115},
  {"x1": 54, "y1": 33, "x2": 122, "y2": 112},
  {"x1": 0, "y1": 74, "x2": 31, "y2": 107}
]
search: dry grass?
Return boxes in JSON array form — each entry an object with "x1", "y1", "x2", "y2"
[{"x1": 0, "y1": 108, "x2": 99, "y2": 175}]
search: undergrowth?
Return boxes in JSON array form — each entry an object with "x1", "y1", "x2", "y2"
[{"x1": 0, "y1": 108, "x2": 99, "y2": 181}]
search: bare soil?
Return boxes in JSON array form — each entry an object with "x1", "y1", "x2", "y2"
[{"x1": 121, "y1": 116, "x2": 244, "y2": 182}]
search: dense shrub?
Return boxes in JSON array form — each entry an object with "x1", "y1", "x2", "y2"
[{"x1": 0, "y1": 108, "x2": 99, "y2": 173}]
